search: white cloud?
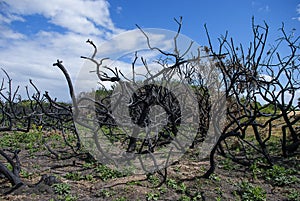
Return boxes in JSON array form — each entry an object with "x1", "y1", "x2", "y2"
[
  {"x1": 256, "y1": 89, "x2": 300, "y2": 106},
  {"x1": 2, "y1": 0, "x2": 122, "y2": 35},
  {"x1": 0, "y1": 11, "x2": 26, "y2": 40},
  {"x1": 74, "y1": 28, "x2": 199, "y2": 97},
  {"x1": 0, "y1": 0, "x2": 125, "y2": 101},
  {"x1": 96, "y1": 29, "x2": 173, "y2": 59},
  {"x1": 0, "y1": 0, "x2": 196, "y2": 102},
  {"x1": 0, "y1": 12, "x2": 25, "y2": 24},
  {"x1": 259, "y1": 74, "x2": 273, "y2": 82},
  {"x1": 0, "y1": 25, "x2": 26, "y2": 40}
]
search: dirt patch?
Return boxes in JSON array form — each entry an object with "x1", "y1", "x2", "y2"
[{"x1": 0, "y1": 131, "x2": 299, "y2": 200}]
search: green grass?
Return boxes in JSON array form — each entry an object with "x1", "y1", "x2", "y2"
[{"x1": 0, "y1": 131, "x2": 42, "y2": 148}]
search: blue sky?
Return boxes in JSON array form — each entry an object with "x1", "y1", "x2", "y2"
[
  {"x1": 109, "y1": 1, "x2": 299, "y2": 46},
  {"x1": 0, "y1": 0, "x2": 299, "y2": 101}
]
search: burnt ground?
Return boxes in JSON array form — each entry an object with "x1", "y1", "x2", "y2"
[{"x1": 0, "y1": 131, "x2": 299, "y2": 201}]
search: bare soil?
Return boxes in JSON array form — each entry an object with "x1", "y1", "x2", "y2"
[{"x1": 0, "y1": 131, "x2": 299, "y2": 201}]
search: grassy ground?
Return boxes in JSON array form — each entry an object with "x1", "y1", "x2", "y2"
[{"x1": 0, "y1": 129, "x2": 299, "y2": 201}]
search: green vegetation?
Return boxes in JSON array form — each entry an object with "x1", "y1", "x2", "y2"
[
  {"x1": 219, "y1": 157, "x2": 235, "y2": 171},
  {"x1": 96, "y1": 189, "x2": 114, "y2": 199},
  {"x1": 0, "y1": 123, "x2": 299, "y2": 200},
  {"x1": 286, "y1": 189, "x2": 300, "y2": 201},
  {"x1": 20, "y1": 169, "x2": 33, "y2": 179},
  {"x1": 65, "y1": 172, "x2": 83, "y2": 181},
  {"x1": 52, "y1": 183, "x2": 71, "y2": 195},
  {"x1": 0, "y1": 131, "x2": 43, "y2": 150},
  {"x1": 113, "y1": 197, "x2": 127, "y2": 201},
  {"x1": 147, "y1": 174, "x2": 161, "y2": 186},
  {"x1": 95, "y1": 164, "x2": 125, "y2": 181},
  {"x1": 146, "y1": 191, "x2": 160, "y2": 201},
  {"x1": 166, "y1": 178, "x2": 178, "y2": 190},
  {"x1": 264, "y1": 165, "x2": 299, "y2": 186},
  {"x1": 0, "y1": 91, "x2": 299, "y2": 200},
  {"x1": 236, "y1": 181, "x2": 266, "y2": 201},
  {"x1": 52, "y1": 183, "x2": 78, "y2": 201}
]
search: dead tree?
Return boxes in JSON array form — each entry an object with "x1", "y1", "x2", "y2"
[
  {"x1": 54, "y1": 17, "x2": 223, "y2": 185},
  {"x1": 0, "y1": 70, "x2": 80, "y2": 194},
  {"x1": 203, "y1": 18, "x2": 300, "y2": 177}
]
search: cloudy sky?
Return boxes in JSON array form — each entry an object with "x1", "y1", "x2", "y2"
[{"x1": 0, "y1": 0, "x2": 299, "y2": 101}]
